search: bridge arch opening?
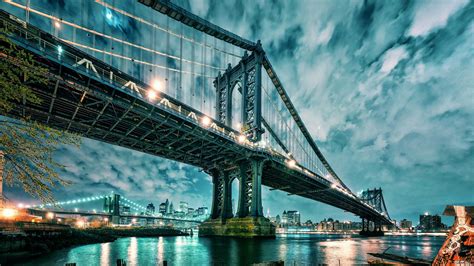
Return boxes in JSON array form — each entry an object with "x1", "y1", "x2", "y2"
[
  {"x1": 230, "y1": 80, "x2": 243, "y2": 131},
  {"x1": 230, "y1": 176, "x2": 240, "y2": 217}
]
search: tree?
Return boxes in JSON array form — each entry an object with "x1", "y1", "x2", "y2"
[{"x1": 0, "y1": 28, "x2": 81, "y2": 204}]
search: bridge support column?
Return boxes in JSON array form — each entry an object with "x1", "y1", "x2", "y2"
[
  {"x1": 200, "y1": 158, "x2": 274, "y2": 238},
  {"x1": 236, "y1": 162, "x2": 250, "y2": 218},
  {"x1": 359, "y1": 218, "x2": 384, "y2": 237},
  {"x1": 250, "y1": 158, "x2": 264, "y2": 217}
]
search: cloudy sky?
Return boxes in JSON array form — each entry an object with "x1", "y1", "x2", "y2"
[{"x1": 3, "y1": 0, "x2": 473, "y2": 224}]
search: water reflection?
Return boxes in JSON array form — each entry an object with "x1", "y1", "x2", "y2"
[
  {"x1": 22, "y1": 234, "x2": 445, "y2": 265},
  {"x1": 100, "y1": 242, "x2": 110, "y2": 266},
  {"x1": 127, "y1": 237, "x2": 138, "y2": 266}
]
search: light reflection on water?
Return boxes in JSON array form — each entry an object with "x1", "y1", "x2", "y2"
[{"x1": 21, "y1": 234, "x2": 444, "y2": 265}]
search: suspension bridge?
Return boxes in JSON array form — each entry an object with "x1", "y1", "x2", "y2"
[
  {"x1": 24, "y1": 192, "x2": 203, "y2": 226},
  {"x1": 1, "y1": 0, "x2": 395, "y2": 236}
]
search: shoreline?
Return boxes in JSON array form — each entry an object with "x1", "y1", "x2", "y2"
[{"x1": 0, "y1": 227, "x2": 187, "y2": 264}]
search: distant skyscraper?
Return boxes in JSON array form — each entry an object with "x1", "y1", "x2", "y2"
[
  {"x1": 146, "y1": 203, "x2": 155, "y2": 215},
  {"x1": 179, "y1": 201, "x2": 189, "y2": 213},
  {"x1": 169, "y1": 202, "x2": 174, "y2": 214},
  {"x1": 419, "y1": 213, "x2": 443, "y2": 230},
  {"x1": 197, "y1": 207, "x2": 208, "y2": 216},
  {"x1": 159, "y1": 199, "x2": 169, "y2": 215},
  {"x1": 281, "y1": 210, "x2": 301, "y2": 225},
  {"x1": 400, "y1": 219, "x2": 412, "y2": 229}
]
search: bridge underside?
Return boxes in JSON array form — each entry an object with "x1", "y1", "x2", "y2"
[{"x1": 1, "y1": 11, "x2": 392, "y2": 238}]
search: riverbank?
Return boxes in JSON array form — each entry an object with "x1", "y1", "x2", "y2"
[
  {"x1": 0, "y1": 229, "x2": 116, "y2": 264},
  {"x1": 0, "y1": 226, "x2": 187, "y2": 264}
]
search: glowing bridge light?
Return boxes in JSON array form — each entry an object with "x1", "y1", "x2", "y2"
[
  {"x1": 201, "y1": 116, "x2": 211, "y2": 127},
  {"x1": 74, "y1": 208, "x2": 78, "y2": 212},
  {"x1": 54, "y1": 21, "x2": 61, "y2": 29},
  {"x1": 287, "y1": 160, "x2": 296, "y2": 168},
  {"x1": 151, "y1": 79, "x2": 162, "y2": 91},
  {"x1": 46, "y1": 212, "x2": 54, "y2": 219},
  {"x1": 238, "y1": 135, "x2": 246, "y2": 143},
  {"x1": 57, "y1": 45, "x2": 63, "y2": 54},
  {"x1": 331, "y1": 184, "x2": 337, "y2": 189},
  {"x1": 147, "y1": 89, "x2": 157, "y2": 101},
  {"x1": 105, "y1": 10, "x2": 113, "y2": 21}
]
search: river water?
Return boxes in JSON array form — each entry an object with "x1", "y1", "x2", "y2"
[{"x1": 21, "y1": 234, "x2": 444, "y2": 265}]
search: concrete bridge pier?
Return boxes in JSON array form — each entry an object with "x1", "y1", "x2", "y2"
[
  {"x1": 199, "y1": 158, "x2": 275, "y2": 238},
  {"x1": 359, "y1": 217, "x2": 384, "y2": 237}
]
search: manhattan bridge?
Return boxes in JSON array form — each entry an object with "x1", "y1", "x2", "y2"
[{"x1": 0, "y1": 0, "x2": 395, "y2": 236}]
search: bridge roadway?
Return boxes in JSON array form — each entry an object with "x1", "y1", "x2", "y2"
[
  {"x1": 0, "y1": 11, "x2": 391, "y2": 225},
  {"x1": 27, "y1": 208, "x2": 202, "y2": 224}
]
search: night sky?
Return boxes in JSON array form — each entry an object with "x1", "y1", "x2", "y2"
[{"x1": 2, "y1": 0, "x2": 473, "y2": 225}]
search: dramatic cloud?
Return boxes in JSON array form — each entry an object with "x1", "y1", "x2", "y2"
[{"x1": 2, "y1": 0, "x2": 473, "y2": 224}]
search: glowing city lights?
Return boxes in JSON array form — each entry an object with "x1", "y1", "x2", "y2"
[
  {"x1": 1, "y1": 208, "x2": 17, "y2": 219},
  {"x1": 238, "y1": 135, "x2": 246, "y2": 143},
  {"x1": 76, "y1": 220, "x2": 85, "y2": 228},
  {"x1": 46, "y1": 212, "x2": 54, "y2": 219},
  {"x1": 331, "y1": 184, "x2": 337, "y2": 189}
]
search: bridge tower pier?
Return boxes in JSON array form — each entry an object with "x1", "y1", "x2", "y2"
[
  {"x1": 199, "y1": 157, "x2": 275, "y2": 238},
  {"x1": 104, "y1": 194, "x2": 121, "y2": 225},
  {"x1": 359, "y1": 217, "x2": 384, "y2": 237}
]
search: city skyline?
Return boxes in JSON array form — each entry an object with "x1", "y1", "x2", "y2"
[{"x1": 2, "y1": 0, "x2": 473, "y2": 226}]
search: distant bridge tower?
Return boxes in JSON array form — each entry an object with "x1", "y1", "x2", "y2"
[
  {"x1": 359, "y1": 188, "x2": 391, "y2": 236},
  {"x1": 103, "y1": 193, "x2": 121, "y2": 224}
]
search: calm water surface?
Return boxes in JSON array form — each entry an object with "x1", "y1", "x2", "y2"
[{"x1": 21, "y1": 234, "x2": 444, "y2": 265}]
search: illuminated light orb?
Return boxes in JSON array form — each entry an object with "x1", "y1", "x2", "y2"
[
  {"x1": 76, "y1": 220, "x2": 85, "y2": 227},
  {"x1": 104, "y1": 217, "x2": 109, "y2": 222},
  {"x1": 238, "y1": 135, "x2": 246, "y2": 143},
  {"x1": 151, "y1": 79, "x2": 162, "y2": 91},
  {"x1": 46, "y1": 212, "x2": 54, "y2": 219},
  {"x1": 17, "y1": 203, "x2": 24, "y2": 208},
  {"x1": 201, "y1": 116, "x2": 211, "y2": 126},
  {"x1": 54, "y1": 21, "x2": 61, "y2": 28},
  {"x1": 106, "y1": 12, "x2": 113, "y2": 20},
  {"x1": 2, "y1": 208, "x2": 17, "y2": 219},
  {"x1": 147, "y1": 90, "x2": 157, "y2": 101},
  {"x1": 331, "y1": 184, "x2": 338, "y2": 189},
  {"x1": 287, "y1": 160, "x2": 296, "y2": 168}
]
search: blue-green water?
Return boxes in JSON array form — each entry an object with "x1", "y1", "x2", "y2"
[{"x1": 21, "y1": 234, "x2": 444, "y2": 265}]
